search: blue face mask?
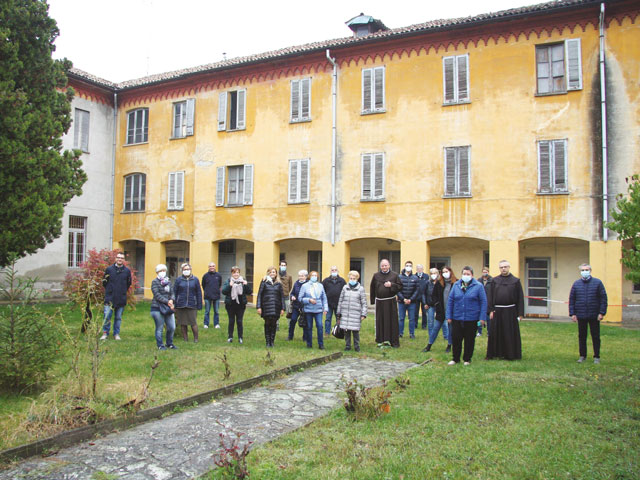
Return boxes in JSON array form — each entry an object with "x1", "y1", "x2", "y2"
[
  {"x1": 310, "y1": 276, "x2": 318, "y2": 283},
  {"x1": 349, "y1": 280, "x2": 357, "y2": 286},
  {"x1": 580, "y1": 270, "x2": 591, "y2": 279}
]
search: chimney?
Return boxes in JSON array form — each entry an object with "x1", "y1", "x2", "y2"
[{"x1": 346, "y1": 13, "x2": 388, "y2": 38}]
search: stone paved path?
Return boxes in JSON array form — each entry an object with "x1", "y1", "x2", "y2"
[{"x1": 1, "y1": 357, "x2": 415, "y2": 479}]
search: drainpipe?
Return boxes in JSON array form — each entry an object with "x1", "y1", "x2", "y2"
[
  {"x1": 599, "y1": 3, "x2": 608, "y2": 241},
  {"x1": 326, "y1": 49, "x2": 338, "y2": 245},
  {"x1": 110, "y1": 92, "x2": 117, "y2": 249}
]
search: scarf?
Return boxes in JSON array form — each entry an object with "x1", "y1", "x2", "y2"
[
  {"x1": 231, "y1": 276, "x2": 245, "y2": 304},
  {"x1": 159, "y1": 275, "x2": 170, "y2": 293}
]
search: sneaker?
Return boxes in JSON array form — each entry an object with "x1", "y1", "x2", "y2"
[
  {"x1": 594, "y1": 358, "x2": 600, "y2": 364},
  {"x1": 158, "y1": 345, "x2": 167, "y2": 350},
  {"x1": 463, "y1": 361, "x2": 471, "y2": 366},
  {"x1": 227, "y1": 338, "x2": 233, "y2": 343},
  {"x1": 354, "y1": 346, "x2": 360, "y2": 352},
  {"x1": 215, "y1": 324, "x2": 221, "y2": 329},
  {"x1": 100, "y1": 333, "x2": 108, "y2": 340},
  {"x1": 239, "y1": 338, "x2": 243, "y2": 344},
  {"x1": 345, "y1": 347, "x2": 351, "y2": 351},
  {"x1": 114, "y1": 334, "x2": 121, "y2": 340},
  {"x1": 410, "y1": 334, "x2": 415, "y2": 339},
  {"x1": 476, "y1": 333, "x2": 481, "y2": 337},
  {"x1": 577, "y1": 356, "x2": 586, "y2": 363},
  {"x1": 203, "y1": 325, "x2": 209, "y2": 329},
  {"x1": 167, "y1": 344, "x2": 178, "y2": 349},
  {"x1": 445, "y1": 344, "x2": 451, "y2": 353},
  {"x1": 447, "y1": 360, "x2": 457, "y2": 366},
  {"x1": 399, "y1": 334, "x2": 403, "y2": 338}
]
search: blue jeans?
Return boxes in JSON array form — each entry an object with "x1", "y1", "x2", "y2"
[
  {"x1": 150, "y1": 310, "x2": 176, "y2": 347},
  {"x1": 102, "y1": 305, "x2": 124, "y2": 336},
  {"x1": 429, "y1": 318, "x2": 450, "y2": 345},
  {"x1": 427, "y1": 306, "x2": 436, "y2": 337},
  {"x1": 204, "y1": 299, "x2": 220, "y2": 327},
  {"x1": 398, "y1": 302, "x2": 417, "y2": 337},
  {"x1": 305, "y1": 312, "x2": 324, "y2": 348},
  {"x1": 325, "y1": 306, "x2": 337, "y2": 335}
]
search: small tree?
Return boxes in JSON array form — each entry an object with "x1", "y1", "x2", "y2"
[{"x1": 606, "y1": 174, "x2": 640, "y2": 284}]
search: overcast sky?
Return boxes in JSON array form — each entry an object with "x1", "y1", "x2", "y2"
[{"x1": 48, "y1": 0, "x2": 529, "y2": 83}]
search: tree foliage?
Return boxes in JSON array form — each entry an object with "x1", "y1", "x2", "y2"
[
  {"x1": 0, "y1": 0, "x2": 87, "y2": 267},
  {"x1": 606, "y1": 174, "x2": 640, "y2": 284}
]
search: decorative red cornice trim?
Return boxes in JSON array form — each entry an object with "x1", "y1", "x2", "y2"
[{"x1": 69, "y1": 78, "x2": 114, "y2": 106}]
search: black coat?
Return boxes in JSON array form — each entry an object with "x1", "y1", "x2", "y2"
[
  {"x1": 221, "y1": 278, "x2": 252, "y2": 306},
  {"x1": 256, "y1": 280, "x2": 286, "y2": 318},
  {"x1": 430, "y1": 281, "x2": 446, "y2": 322},
  {"x1": 103, "y1": 264, "x2": 132, "y2": 307},
  {"x1": 322, "y1": 275, "x2": 347, "y2": 308}
]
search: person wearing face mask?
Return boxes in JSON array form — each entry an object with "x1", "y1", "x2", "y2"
[
  {"x1": 446, "y1": 266, "x2": 487, "y2": 365},
  {"x1": 100, "y1": 252, "x2": 132, "y2": 340},
  {"x1": 569, "y1": 263, "x2": 607, "y2": 364},
  {"x1": 173, "y1": 263, "x2": 203, "y2": 343},
  {"x1": 370, "y1": 259, "x2": 403, "y2": 348},
  {"x1": 221, "y1": 266, "x2": 252, "y2": 344},
  {"x1": 298, "y1": 270, "x2": 328, "y2": 349},
  {"x1": 201, "y1": 262, "x2": 222, "y2": 329},
  {"x1": 486, "y1": 260, "x2": 524, "y2": 361},
  {"x1": 477, "y1": 267, "x2": 493, "y2": 337},
  {"x1": 422, "y1": 268, "x2": 451, "y2": 353},
  {"x1": 257, "y1": 266, "x2": 286, "y2": 347},
  {"x1": 441, "y1": 265, "x2": 457, "y2": 327},
  {"x1": 322, "y1": 266, "x2": 347, "y2": 335},
  {"x1": 397, "y1": 260, "x2": 420, "y2": 339},
  {"x1": 288, "y1": 270, "x2": 308, "y2": 341},
  {"x1": 336, "y1": 271, "x2": 368, "y2": 352},
  {"x1": 278, "y1": 261, "x2": 293, "y2": 330},
  {"x1": 150, "y1": 264, "x2": 177, "y2": 350},
  {"x1": 415, "y1": 265, "x2": 429, "y2": 330}
]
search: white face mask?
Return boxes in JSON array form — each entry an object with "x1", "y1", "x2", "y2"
[
  {"x1": 183, "y1": 270, "x2": 191, "y2": 277},
  {"x1": 430, "y1": 273, "x2": 438, "y2": 280},
  {"x1": 442, "y1": 272, "x2": 451, "y2": 279},
  {"x1": 461, "y1": 275, "x2": 472, "y2": 283},
  {"x1": 405, "y1": 266, "x2": 412, "y2": 273},
  {"x1": 157, "y1": 271, "x2": 167, "y2": 279}
]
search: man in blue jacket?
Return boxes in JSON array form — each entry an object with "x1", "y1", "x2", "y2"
[
  {"x1": 202, "y1": 262, "x2": 223, "y2": 329},
  {"x1": 569, "y1": 263, "x2": 607, "y2": 364},
  {"x1": 397, "y1": 260, "x2": 420, "y2": 339},
  {"x1": 101, "y1": 252, "x2": 132, "y2": 340}
]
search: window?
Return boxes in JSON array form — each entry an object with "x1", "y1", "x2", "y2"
[
  {"x1": 378, "y1": 250, "x2": 400, "y2": 274},
  {"x1": 73, "y1": 108, "x2": 90, "y2": 152},
  {"x1": 68, "y1": 216, "x2": 87, "y2": 268},
  {"x1": 168, "y1": 171, "x2": 184, "y2": 210},
  {"x1": 361, "y1": 153, "x2": 385, "y2": 201},
  {"x1": 216, "y1": 165, "x2": 253, "y2": 206},
  {"x1": 123, "y1": 173, "x2": 146, "y2": 211},
  {"x1": 126, "y1": 108, "x2": 149, "y2": 144},
  {"x1": 443, "y1": 54, "x2": 469, "y2": 104},
  {"x1": 538, "y1": 140, "x2": 568, "y2": 194},
  {"x1": 291, "y1": 78, "x2": 311, "y2": 122},
  {"x1": 361, "y1": 66, "x2": 385, "y2": 114},
  {"x1": 444, "y1": 146, "x2": 471, "y2": 197},
  {"x1": 430, "y1": 257, "x2": 450, "y2": 270},
  {"x1": 483, "y1": 250, "x2": 490, "y2": 270},
  {"x1": 218, "y1": 89, "x2": 246, "y2": 131},
  {"x1": 536, "y1": 39, "x2": 582, "y2": 95},
  {"x1": 308, "y1": 251, "x2": 322, "y2": 278},
  {"x1": 288, "y1": 158, "x2": 310, "y2": 204},
  {"x1": 172, "y1": 99, "x2": 195, "y2": 138}
]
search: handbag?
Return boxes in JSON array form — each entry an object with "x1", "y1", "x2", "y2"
[
  {"x1": 286, "y1": 301, "x2": 293, "y2": 319},
  {"x1": 332, "y1": 321, "x2": 345, "y2": 339},
  {"x1": 158, "y1": 302, "x2": 172, "y2": 315},
  {"x1": 297, "y1": 308, "x2": 306, "y2": 327}
]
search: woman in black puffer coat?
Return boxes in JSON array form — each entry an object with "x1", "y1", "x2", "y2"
[{"x1": 256, "y1": 266, "x2": 286, "y2": 348}]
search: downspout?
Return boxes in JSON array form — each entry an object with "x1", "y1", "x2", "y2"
[
  {"x1": 110, "y1": 92, "x2": 117, "y2": 248},
  {"x1": 599, "y1": 3, "x2": 608, "y2": 241},
  {"x1": 326, "y1": 49, "x2": 338, "y2": 245}
]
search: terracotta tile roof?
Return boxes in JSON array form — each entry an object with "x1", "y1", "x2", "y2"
[
  {"x1": 71, "y1": 0, "x2": 596, "y2": 91},
  {"x1": 67, "y1": 69, "x2": 118, "y2": 89}
]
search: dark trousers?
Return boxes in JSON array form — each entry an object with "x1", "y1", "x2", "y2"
[
  {"x1": 345, "y1": 330, "x2": 360, "y2": 350},
  {"x1": 578, "y1": 317, "x2": 600, "y2": 358},
  {"x1": 226, "y1": 303, "x2": 245, "y2": 339},
  {"x1": 417, "y1": 300, "x2": 428, "y2": 329},
  {"x1": 450, "y1": 320, "x2": 478, "y2": 363}
]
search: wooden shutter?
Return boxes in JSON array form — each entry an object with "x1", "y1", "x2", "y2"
[
  {"x1": 291, "y1": 80, "x2": 300, "y2": 121},
  {"x1": 288, "y1": 160, "x2": 298, "y2": 203},
  {"x1": 185, "y1": 99, "x2": 195, "y2": 136},
  {"x1": 565, "y1": 39, "x2": 582, "y2": 91},
  {"x1": 301, "y1": 78, "x2": 310, "y2": 119},
  {"x1": 361, "y1": 153, "x2": 372, "y2": 199},
  {"x1": 168, "y1": 171, "x2": 184, "y2": 209},
  {"x1": 373, "y1": 153, "x2": 384, "y2": 199},
  {"x1": 374, "y1": 67, "x2": 385, "y2": 110},
  {"x1": 538, "y1": 141, "x2": 551, "y2": 193},
  {"x1": 362, "y1": 69, "x2": 372, "y2": 112},
  {"x1": 237, "y1": 89, "x2": 246, "y2": 130},
  {"x1": 458, "y1": 147, "x2": 470, "y2": 195},
  {"x1": 300, "y1": 158, "x2": 309, "y2": 202},
  {"x1": 243, "y1": 164, "x2": 253, "y2": 205},
  {"x1": 553, "y1": 140, "x2": 567, "y2": 192},
  {"x1": 168, "y1": 172, "x2": 176, "y2": 209},
  {"x1": 443, "y1": 56, "x2": 455, "y2": 103},
  {"x1": 444, "y1": 148, "x2": 457, "y2": 196},
  {"x1": 216, "y1": 166, "x2": 225, "y2": 206},
  {"x1": 217, "y1": 92, "x2": 227, "y2": 131},
  {"x1": 457, "y1": 55, "x2": 469, "y2": 101}
]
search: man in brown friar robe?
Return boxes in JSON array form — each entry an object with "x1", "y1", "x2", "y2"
[
  {"x1": 370, "y1": 259, "x2": 403, "y2": 348},
  {"x1": 486, "y1": 260, "x2": 525, "y2": 360}
]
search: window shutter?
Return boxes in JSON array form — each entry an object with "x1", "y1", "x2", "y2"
[
  {"x1": 458, "y1": 147, "x2": 470, "y2": 195},
  {"x1": 361, "y1": 154, "x2": 372, "y2": 199},
  {"x1": 362, "y1": 69, "x2": 372, "y2": 112},
  {"x1": 374, "y1": 153, "x2": 384, "y2": 199},
  {"x1": 457, "y1": 55, "x2": 469, "y2": 101},
  {"x1": 443, "y1": 56, "x2": 455, "y2": 103},
  {"x1": 185, "y1": 99, "x2": 195, "y2": 136},
  {"x1": 538, "y1": 142, "x2": 551, "y2": 193},
  {"x1": 81, "y1": 110, "x2": 90, "y2": 151},
  {"x1": 216, "y1": 166, "x2": 225, "y2": 206},
  {"x1": 217, "y1": 92, "x2": 227, "y2": 131},
  {"x1": 140, "y1": 173, "x2": 146, "y2": 210},
  {"x1": 565, "y1": 39, "x2": 582, "y2": 91},
  {"x1": 74, "y1": 110, "x2": 81, "y2": 148},
  {"x1": 237, "y1": 89, "x2": 246, "y2": 129},
  {"x1": 124, "y1": 175, "x2": 132, "y2": 210},
  {"x1": 444, "y1": 148, "x2": 457, "y2": 196},
  {"x1": 168, "y1": 172, "x2": 176, "y2": 209},
  {"x1": 553, "y1": 140, "x2": 567, "y2": 192},
  {"x1": 300, "y1": 158, "x2": 310, "y2": 202},
  {"x1": 127, "y1": 111, "x2": 134, "y2": 144},
  {"x1": 301, "y1": 78, "x2": 310, "y2": 119},
  {"x1": 243, "y1": 164, "x2": 253, "y2": 205},
  {"x1": 288, "y1": 160, "x2": 298, "y2": 203},
  {"x1": 176, "y1": 171, "x2": 184, "y2": 208},
  {"x1": 291, "y1": 80, "x2": 300, "y2": 121},
  {"x1": 374, "y1": 67, "x2": 385, "y2": 110}
]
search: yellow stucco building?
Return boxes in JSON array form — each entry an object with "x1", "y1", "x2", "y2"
[{"x1": 87, "y1": 0, "x2": 639, "y2": 322}]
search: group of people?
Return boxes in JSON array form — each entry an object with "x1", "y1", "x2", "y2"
[{"x1": 100, "y1": 254, "x2": 608, "y2": 363}]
